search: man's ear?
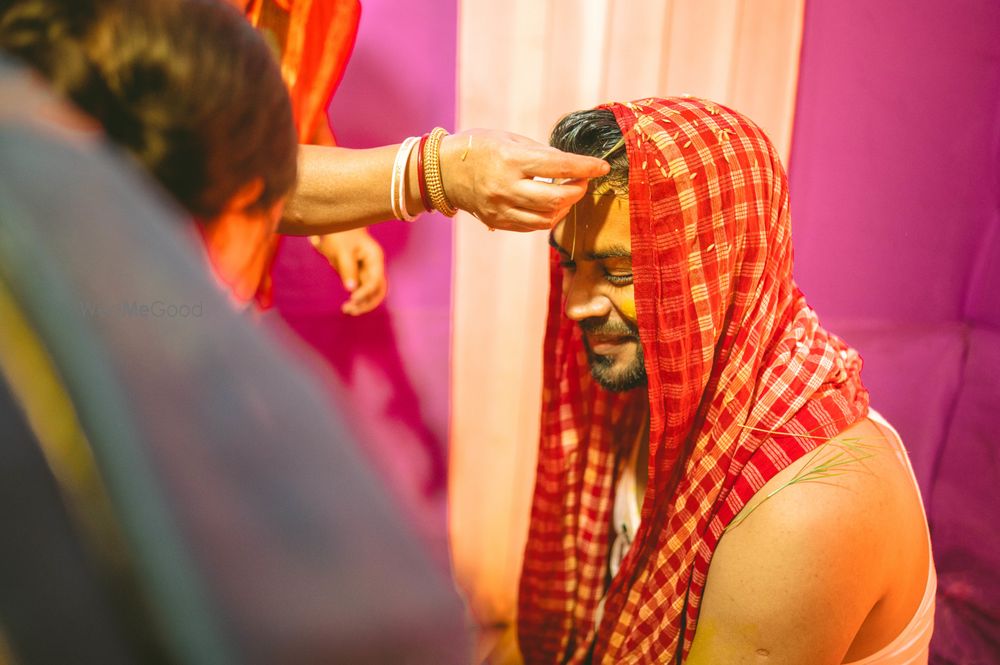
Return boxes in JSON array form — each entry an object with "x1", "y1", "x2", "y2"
[{"x1": 222, "y1": 177, "x2": 265, "y2": 215}]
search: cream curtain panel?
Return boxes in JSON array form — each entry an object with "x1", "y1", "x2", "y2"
[{"x1": 450, "y1": 0, "x2": 806, "y2": 627}]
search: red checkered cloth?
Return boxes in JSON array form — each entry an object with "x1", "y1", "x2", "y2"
[{"x1": 517, "y1": 97, "x2": 869, "y2": 664}]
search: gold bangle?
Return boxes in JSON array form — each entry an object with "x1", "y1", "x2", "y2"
[{"x1": 423, "y1": 127, "x2": 458, "y2": 217}]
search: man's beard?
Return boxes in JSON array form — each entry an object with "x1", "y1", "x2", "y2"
[{"x1": 579, "y1": 318, "x2": 647, "y2": 392}]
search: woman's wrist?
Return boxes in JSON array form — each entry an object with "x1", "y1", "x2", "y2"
[{"x1": 438, "y1": 131, "x2": 468, "y2": 213}]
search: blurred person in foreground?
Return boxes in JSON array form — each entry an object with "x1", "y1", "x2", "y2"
[
  {"x1": 514, "y1": 98, "x2": 934, "y2": 664},
  {"x1": 0, "y1": 56, "x2": 470, "y2": 663}
]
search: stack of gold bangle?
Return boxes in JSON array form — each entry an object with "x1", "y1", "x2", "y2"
[{"x1": 423, "y1": 127, "x2": 458, "y2": 217}]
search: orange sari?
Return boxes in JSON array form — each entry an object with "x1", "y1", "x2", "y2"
[{"x1": 202, "y1": 0, "x2": 362, "y2": 305}]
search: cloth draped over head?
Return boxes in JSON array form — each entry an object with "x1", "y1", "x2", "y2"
[{"x1": 517, "y1": 97, "x2": 869, "y2": 664}]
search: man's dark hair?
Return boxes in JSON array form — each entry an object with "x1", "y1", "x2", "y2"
[
  {"x1": 0, "y1": 0, "x2": 297, "y2": 220},
  {"x1": 550, "y1": 108, "x2": 629, "y2": 197}
]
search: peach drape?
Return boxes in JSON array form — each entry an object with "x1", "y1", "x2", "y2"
[{"x1": 450, "y1": 0, "x2": 806, "y2": 630}]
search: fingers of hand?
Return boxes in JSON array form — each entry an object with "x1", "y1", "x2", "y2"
[
  {"x1": 335, "y1": 247, "x2": 360, "y2": 292},
  {"x1": 309, "y1": 235, "x2": 334, "y2": 264},
  {"x1": 346, "y1": 281, "x2": 386, "y2": 313},
  {"x1": 488, "y1": 207, "x2": 559, "y2": 232},
  {"x1": 342, "y1": 244, "x2": 387, "y2": 315},
  {"x1": 343, "y1": 272, "x2": 387, "y2": 315},
  {"x1": 514, "y1": 178, "x2": 588, "y2": 213},
  {"x1": 503, "y1": 131, "x2": 536, "y2": 146},
  {"x1": 522, "y1": 146, "x2": 611, "y2": 179},
  {"x1": 357, "y1": 248, "x2": 386, "y2": 300}
]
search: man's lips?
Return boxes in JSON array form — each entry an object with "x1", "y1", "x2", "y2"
[{"x1": 586, "y1": 334, "x2": 633, "y2": 354}]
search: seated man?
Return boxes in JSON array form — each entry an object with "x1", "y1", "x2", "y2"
[{"x1": 516, "y1": 98, "x2": 934, "y2": 664}]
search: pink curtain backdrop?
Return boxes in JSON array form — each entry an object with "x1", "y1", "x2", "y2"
[
  {"x1": 268, "y1": 0, "x2": 457, "y2": 562},
  {"x1": 789, "y1": 0, "x2": 999, "y2": 491},
  {"x1": 789, "y1": 1, "x2": 1000, "y2": 660},
  {"x1": 449, "y1": 0, "x2": 806, "y2": 632}
]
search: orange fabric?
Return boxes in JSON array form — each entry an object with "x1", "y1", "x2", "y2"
[
  {"x1": 201, "y1": 0, "x2": 362, "y2": 306},
  {"x1": 279, "y1": 0, "x2": 361, "y2": 145},
  {"x1": 198, "y1": 212, "x2": 277, "y2": 304}
]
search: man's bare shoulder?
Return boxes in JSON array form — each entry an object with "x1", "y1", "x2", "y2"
[{"x1": 686, "y1": 417, "x2": 929, "y2": 664}]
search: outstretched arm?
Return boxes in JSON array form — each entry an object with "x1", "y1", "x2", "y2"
[{"x1": 278, "y1": 128, "x2": 610, "y2": 235}]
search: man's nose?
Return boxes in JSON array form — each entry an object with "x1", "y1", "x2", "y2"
[{"x1": 564, "y1": 276, "x2": 612, "y2": 322}]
